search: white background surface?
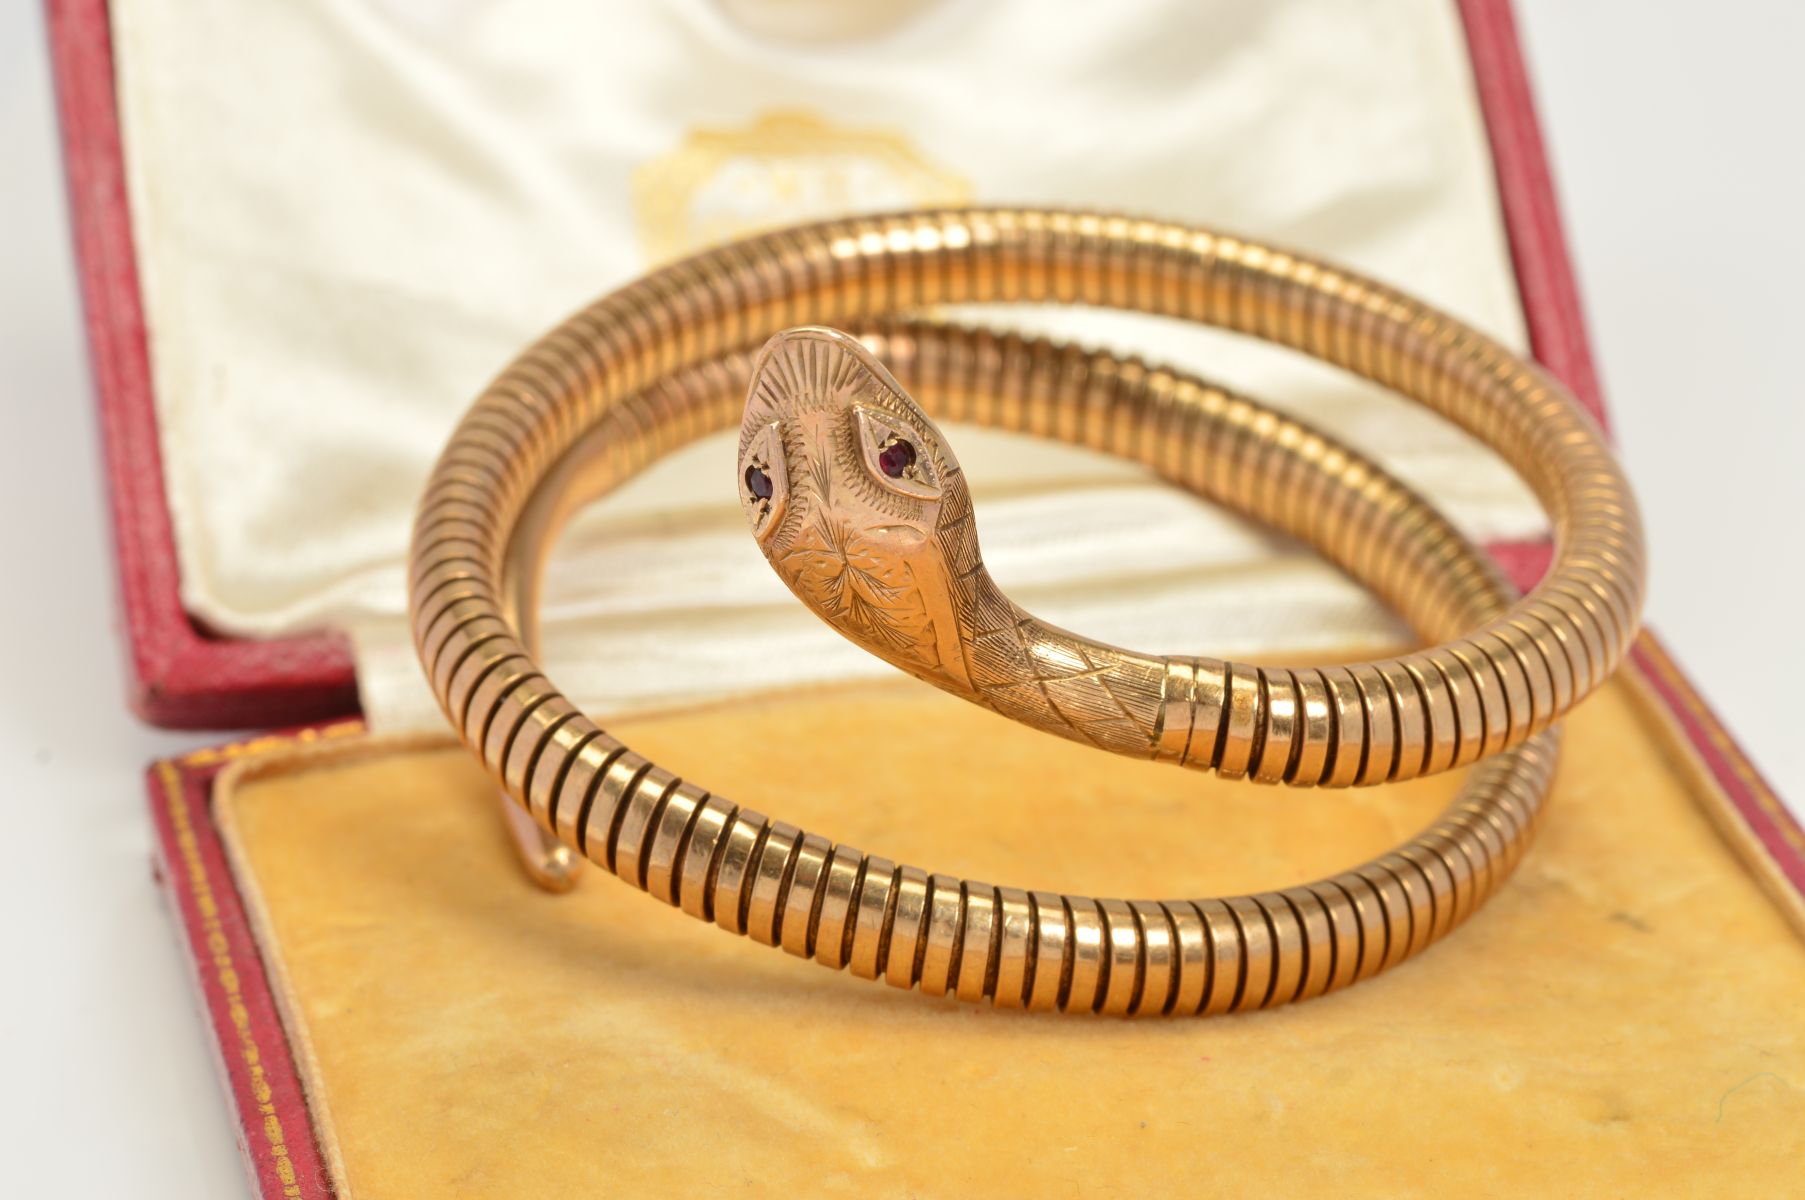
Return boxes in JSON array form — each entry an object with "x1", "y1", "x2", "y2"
[{"x1": 1, "y1": 3, "x2": 1800, "y2": 1195}]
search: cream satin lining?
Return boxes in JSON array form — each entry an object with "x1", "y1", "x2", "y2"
[{"x1": 111, "y1": 0, "x2": 1537, "y2": 729}]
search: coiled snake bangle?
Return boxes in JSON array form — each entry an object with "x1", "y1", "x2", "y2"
[{"x1": 409, "y1": 209, "x2": 1642, "y2": 1014}]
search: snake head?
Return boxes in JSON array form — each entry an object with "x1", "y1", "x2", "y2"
[
  {"x1": 739, "y1": 326, "x2": 953, "y2": 554},
  {"x1": 740, "y1": 326, "x2": 973, "y2": 682}
]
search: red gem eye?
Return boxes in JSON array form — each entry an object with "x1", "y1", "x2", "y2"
[
  {"x1": 745, "y1": 464, "x2": 774, "y2": 500},
  {"x1": 877, "y1": 438, "x2": 916, "y2": 478}
]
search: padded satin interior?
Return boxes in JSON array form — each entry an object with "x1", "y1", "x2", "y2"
[
  {"x1": 111, "y1": 0, "x2": 1543, "y2": 728},
  {"x1": 218, "y1": 667, "x2": 1805, "y2": 1197}
]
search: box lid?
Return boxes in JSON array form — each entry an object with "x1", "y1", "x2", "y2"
[{"x1": 53, "y1": 0, "x2": 1605, "y2": 732}]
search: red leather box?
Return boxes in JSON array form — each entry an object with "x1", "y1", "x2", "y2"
[{"x1": 50, "y1": 0, "x2": 1805, "y2": 1194}]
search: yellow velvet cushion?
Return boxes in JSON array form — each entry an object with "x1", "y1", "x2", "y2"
[{"x1": 218, "y1": 669, "x2": 1805, "y2": 1197}]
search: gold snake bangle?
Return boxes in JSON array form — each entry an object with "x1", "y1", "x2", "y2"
[{"x1": 412, "y1": 303, "x2": 1561, "y2": 1012}]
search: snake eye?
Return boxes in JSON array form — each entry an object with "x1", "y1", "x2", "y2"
[
  {"x1": 876, "y1": 437, "x2": 916, "y2": 478},
  {"x1": 854, "y1": 406, "x2": 938, "y2": 500},
  {"x1": 738, "y1": 421, "x2": 788, "y2": 539}
]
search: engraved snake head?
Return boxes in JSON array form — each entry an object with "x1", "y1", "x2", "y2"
[{"x1": 739, "y1": 326, "x2": 974, "y2": 683}]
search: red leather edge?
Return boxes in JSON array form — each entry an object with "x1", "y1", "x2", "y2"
[
  {"x1": 145, "y1": 723, "x2": 363, "y2": 1200},
  {"x1": 1630, "y1": 636, "x2": 1805, "y2": 903},
  {"x1": 1458, "y1": 0, "x2": 1609, "y2": 433},
  {"x1": 47, "y1": 0, "x2": 359, "y2": 730}
]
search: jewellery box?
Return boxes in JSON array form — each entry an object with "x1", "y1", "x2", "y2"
[{"x1": 54, "y1": 0, "x2": 1805, "y2": 1194}]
